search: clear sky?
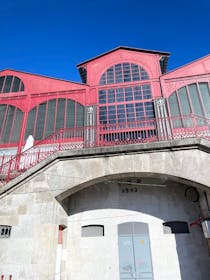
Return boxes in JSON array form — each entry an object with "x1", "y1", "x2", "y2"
[{"x1": 1, "y1": 0, "x2": 210, "y2": 82}]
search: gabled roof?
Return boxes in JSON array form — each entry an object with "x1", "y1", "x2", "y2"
[
  {"x1": 77, "y1": 46, "x2": 170, "y2": 67},
  {"x1": 0, "y1": 68, "x2": 84, "y2": 86},
  {"x1": 161, "y1": 54, "x2": 210, "y2": 79},
  {"x1": 0, "y1": 68, "x2": 88, "y2": 93}
]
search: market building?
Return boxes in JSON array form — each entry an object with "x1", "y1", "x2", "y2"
[{"x1": 1, "y1": 46, "x2": 210, "y2": 280}]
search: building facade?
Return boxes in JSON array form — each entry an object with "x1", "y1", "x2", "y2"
[{"x1": 1, "y1": 47, "x2": 210, "y2": 280}]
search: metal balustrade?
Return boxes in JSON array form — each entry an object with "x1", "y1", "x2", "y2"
[
  {"x1": 1, "y1": 275, "x2": 12, "y2": 280},
  {"x1": 0, "y1": 114, "x2": 210, "y2": 186}
]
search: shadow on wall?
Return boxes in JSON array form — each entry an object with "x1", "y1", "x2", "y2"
[{"x1": 61, "y1": 178, "x2": 210, "y2": 280}]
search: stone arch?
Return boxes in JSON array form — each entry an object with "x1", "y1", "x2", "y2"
[{"x1": 43, "y1": 144, "x2": 210, "y2": 203}]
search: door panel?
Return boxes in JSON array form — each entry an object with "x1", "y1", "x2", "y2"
[
  {"x1": 118, "y1": 223, "x2": 153, "y2": 280},
  {"x1": 133, "y1": 235, "x2": 153, "y2": 279},
  {"x1": 119, "y1": 235, "x2": 135, "y2": 279}
]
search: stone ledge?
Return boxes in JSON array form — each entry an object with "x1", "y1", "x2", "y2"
[{"x1": 0, "y1": 137, "x2": 209, "y2": 197}]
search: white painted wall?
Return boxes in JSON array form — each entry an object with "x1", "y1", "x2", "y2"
[{"x1": 65, "y1": 181, "x2": 210, "y2": 280}]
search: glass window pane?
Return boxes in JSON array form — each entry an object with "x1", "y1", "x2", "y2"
[
  {"x1": 3, "y1": 76, "x2": 13, "y2": 93},
  {"x1": 44, "y1": 100, "x2": 56, "y2": 137},
  {"x1": 56, "y1": 99, "x2": 65, "y2": 130},
  {"x1": 178, "y1": 87, "x2": 191, "y2": 115},
  {"x1": 108, "y1": 89, "x2": 115, "y2": 103},
  {"x1": 11, "y1": 109, "x2": 23, "y2": 142},
  {"x1": 199, "y1": 83, "x2": 210, "y2": 118},
  {"x1": 25, "y1": 107, "x2": 37, "y2": 139},
  {"x1": 99, "y1": 90, "x2": 106, "y2": 104},
  {"x1": 107, "y1": 67, "x2": 114, "y2": 84},
  {"x1": 136, "y1": 103, "x2": 144, "y2": 120},
  {"x1": 76, "y1": 103, "x2": 84, "y2": 127},
  {"x1": 35, "y1": 103, "x2": 47, "y2": 140},
  {"x1": 123, "y1": 63, "x2": 131, "y2": 82},
  {"x1": 0, "y1": 105, "x2": 6, "y2": 127},
  {"x1": 134, "y1": 86, "x2": 142, "y2": 100},
  {"x1": 99, "y1": 73, "x2": 106, "y2": 85},
  {"x1": 168, "y1": 93, "x2": 180, "y2": 116},
  {"x1": 168, "y1": 92, "x2": 182, "y2": 128},
  {"x1": 142, "y1": 84, "x2": 152, "y2": 99},
  {"x1": 115, "y1": 64, "x2": 123, "y2": 83},
  {"x1": 11, "y1": 77, "x2": 21, "y2": 92},
  {"x1": 125, "y1": 87, "x2": 133, "y2": 101},
  {"x1": 99, "y1": 106, "x2": 107, "y2": 124},
  {"x1": 188, "y1": 84, "x2": 204, "y2": 117},
  {"x1": 20, "y1": 81, "x2": 24, "y2": 91},
  {"x1": 66, "y1": 100, "x2": 75, "y2": 128},
  {"x1": 1, "y1": 106, "x2": 15, "y2": 143},
  {"x1": 126, "y1": 104, "x2": 135, "y2": 122},
  {"x1": 108, "y1": 105, "x2": 116, "y2": 123},
  {"x1": 140, "y1": 67, "x2": 149, "y2": 80},
  {"x1": 145, "y1": 102, "x2": 154, "y2": 119},
  {"x1": 131, "y1": 64, "x2": 140, "y2": 81},
  {"x1": 116, "y1": 88, "x2": 124, "y2": 102},
  {"x1": 117, "y1": 105, "x2": 126, "y2": 123},
  {"x1": 0, "y1": 76, "x2": 5, "y2": 93}
]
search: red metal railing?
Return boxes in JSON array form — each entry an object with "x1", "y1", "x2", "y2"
[
  {"x1": 0, "y1": 114, "x2": 210, "y2": 186},
  {"x1": 1, "y1": 275, "x2": 12, "y2": 280}
]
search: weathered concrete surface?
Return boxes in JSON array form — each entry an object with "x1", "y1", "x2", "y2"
[
  {"x1": 1, "y1": 138, "x2": 210, "y2": 199},
  {"x1": 1, "y1": 138, "x2": 210, "y2": 279},
  {"x1": 0, "y1": 184, "x2": 67, "y2": 279}
]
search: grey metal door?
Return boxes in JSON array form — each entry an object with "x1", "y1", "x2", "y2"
[{"x1": 118, "y1": 222, "x2": 153, "y2": 279}]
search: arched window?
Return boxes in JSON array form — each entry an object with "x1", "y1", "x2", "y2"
[
  {"x1": 0, "y1": 104, "x2": 23, "y2": 144},
  {"x1": 25, "y1": 98, "x2": 84, "y2": 140},
  {"x1": 98, "y1": 63, "x2": 155, "y2": 142},
  {"x1": 168, "y1": 82, "x2": 210, "y2": 127},
  {"x1": 99, "y1": 63, "x2": 149, "y2": 85},
  {"x1": 118, "y1": 222, "x2": 153, "y2": 279},
  {"x1": 0, "y1": 75, "x2": 24, "y2": 93}
]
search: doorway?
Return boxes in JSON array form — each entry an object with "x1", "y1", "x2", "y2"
[{"x1": 118, "y1": 222, "x2": 153, "y2": 279}]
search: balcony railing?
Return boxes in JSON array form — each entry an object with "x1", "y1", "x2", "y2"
[
  {"x1": 1, "y1": 275, "x2": 12, "y2": 280},
  {"x1": 0, "y1": 114, "x2": 210, "y2": 186}
]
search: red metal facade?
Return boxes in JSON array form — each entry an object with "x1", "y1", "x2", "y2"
[{"x1": 0, "y1": 47, "x2": 210, "y2": 155}]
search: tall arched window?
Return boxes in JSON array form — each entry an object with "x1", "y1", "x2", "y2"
[
  {"x1": 0, "y1": 104, "x2": 23, "y2": 144},
  {"x1": 98, "y1": 63, "x2": 155, "y2": 141},
  {"x1": 0, "y1": 75, "x2": 24, "y2": 93},
  {"x1": 25, "y1": 98, "x2": 84, "y2": 140},
  {"x1": 168, "y1": 82, "x2": 210, "y2": 127},
  {"x1": 100, "y1": 63, "x2": 149, "y2": 85}
]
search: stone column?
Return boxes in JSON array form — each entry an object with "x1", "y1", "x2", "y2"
[
  {"x1": 154, "y1": 98, "x2": 172, "y2": 140},
  {"x1": 84, "y1": 106, "x2": 97, "y2": 147}
]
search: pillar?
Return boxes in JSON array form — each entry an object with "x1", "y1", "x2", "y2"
[{"x1": 153, "y1": 98, "x2": 172, "y2": 140}]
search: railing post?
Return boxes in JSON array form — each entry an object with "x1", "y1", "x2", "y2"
[
  {"x1": 191, "y1": 114, "x2": 197, "y2": 137},
  {"x1": 153, "y1": 98, "x2": 172, "y2": 140},
  {"x1": 7, "y1": 158, "x2": 13, "y2": 182},
  {"x1": 84, "y1": 106, "x2": 97, "y2": 148},
  {"x1": 15, "y1": 153, "x2": 21, "y2": 171},
  {"x1": 17, "y1": 111, "x2": 28, "y2": 156},
  {"x1": 58, "y1": 129, "x2": 63, "y2": 151}
]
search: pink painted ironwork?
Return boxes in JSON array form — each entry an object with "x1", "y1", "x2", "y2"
[
  {"x1": 0, "y1": 276, "x2": 12, "y2": 280},
  {"x1": 0, "y1": 114, "x2": 210, "y2": 187}
]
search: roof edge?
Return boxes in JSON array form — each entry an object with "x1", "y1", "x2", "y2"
[
  {"x1": 161, "y1": 54, "x2": 210, "y2": 77},
  {"x1": 0, "y1": 68, "x2": 85, "y2": 86},
  {"x1": 77, "y1": 46, "x2": 170, "y2": 67}
]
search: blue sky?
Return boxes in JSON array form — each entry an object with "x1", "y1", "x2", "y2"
[{"x1": 1, "y1": 0, "x2": 210, "y2": 82}]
